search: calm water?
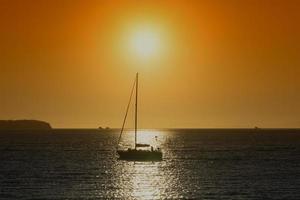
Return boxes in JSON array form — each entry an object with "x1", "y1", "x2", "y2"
[{"x1": 0, "y1": 129, "x2": 299, "y2": 199}]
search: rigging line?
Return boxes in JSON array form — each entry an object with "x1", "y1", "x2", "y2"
[{"x1": 117, "y1": 77, "x2": 136, "y2": 148}]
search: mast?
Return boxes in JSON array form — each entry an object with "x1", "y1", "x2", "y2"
[{"x1": 135, "y1": 73, "x2": 138, "y2": 149}]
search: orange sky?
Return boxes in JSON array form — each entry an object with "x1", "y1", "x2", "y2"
[{"x1": 1, "y1": 0, "x2": 299, "y2": 128}]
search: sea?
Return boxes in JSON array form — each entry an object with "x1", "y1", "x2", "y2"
[{"x1": 0, "y1": 129, "x2": 299, "y2": 200}]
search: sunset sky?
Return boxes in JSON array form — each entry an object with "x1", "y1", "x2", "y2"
[{"x1": 1, "y1": 0, "x2": 299, "y2": 128}]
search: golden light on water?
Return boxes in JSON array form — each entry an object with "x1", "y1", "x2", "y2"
[
  {"x1": 112, "y1": 130, "x2": 181, "y2": 199},
  {"x1": 118, "y1": 129, "x2": 164, "y2": 149},
  {"x1": 131, "y1": 163, "x2": 163, "y2": 199}
]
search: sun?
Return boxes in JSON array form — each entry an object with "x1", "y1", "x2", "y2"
[
  {"x1": 129, "y1": 28, "x2": 161, "y2": 60},
  {"x1": 119, "y1": 22, "x2": 168, "y2": 67}
]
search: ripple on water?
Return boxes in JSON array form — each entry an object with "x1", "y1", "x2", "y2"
[{"x1": 0, "y1": 130, "x2": 300, "y2": 199}]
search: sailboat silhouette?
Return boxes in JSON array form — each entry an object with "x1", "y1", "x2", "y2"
[{"x1": 116, "y1": 73, "x2": 162, "y2": 161}]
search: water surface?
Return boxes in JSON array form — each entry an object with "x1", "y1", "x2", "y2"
[{"x1": 0, "y1": 129, "x2": 299, "y2": 199}]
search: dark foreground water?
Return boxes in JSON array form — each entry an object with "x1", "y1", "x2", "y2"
[{"x1": 0, "y1": 129, "x2": 299, "y2": 199}]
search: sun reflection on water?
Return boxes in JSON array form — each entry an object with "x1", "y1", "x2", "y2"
[
  {"x1": 118, "y1": 129, "x2": 164, "y2": 149},
  {"x1": 131, "y1": 162, "x2": 163, "y2": 200},
  {"x1": 112, "y1": 129, "x2": 180, "y2": 199}
]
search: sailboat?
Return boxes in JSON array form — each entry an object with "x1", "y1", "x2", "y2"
[{"x1": 116, "y1": 73, "x2": 162, "y2": 161}]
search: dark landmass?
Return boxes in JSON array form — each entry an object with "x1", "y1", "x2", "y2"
[{"x1": 0, "y1": 120, "x2": 52, "y2": 130}]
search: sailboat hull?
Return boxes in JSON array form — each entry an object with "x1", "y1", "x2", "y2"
[{"x1": 117, "y1": 149, "x2": 162, "y2": 161}]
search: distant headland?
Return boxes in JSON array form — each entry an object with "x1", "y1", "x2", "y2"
[{"x1": 0, "y1": 120, "x2": 52, "y2": 130}]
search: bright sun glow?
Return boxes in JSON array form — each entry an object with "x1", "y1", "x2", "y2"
[{"x1": 129, "y1": 28, "x2": 160, "y2": 60}]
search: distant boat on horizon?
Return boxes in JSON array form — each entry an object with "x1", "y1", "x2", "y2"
[
  {"x1": 98, "y1": 126, "x2": 111, "y2": 130},
  {"x1": 116, "y1": 73, "x2": 162, "y2": 161}
]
